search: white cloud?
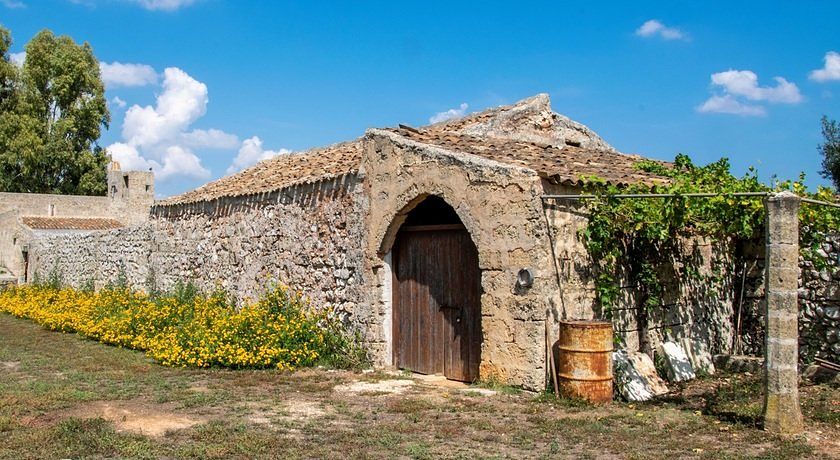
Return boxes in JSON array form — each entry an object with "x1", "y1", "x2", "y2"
[
  {"x1": 128, "y1": 0, "x2": 195, "y2": 11},
  {"x1": 122, "y1": 67, "x2": 208, "y2": 146},
  {"x1": 181, "y1": 129, "x2": 239, "y2": 150},
  {"x1": 107, "y1": 142, "x2": 155, "y2": 171},
  {"x1": 156, "y1": 145, "x2": 210, "y2": 181},
  {"x1": 635, "y1": 20, "x2": 686, "y2": 41},
  {"x1": 106, "y1": 67, "x2": 233, "y2": 183},
  {"x1": 105, "y1": 64, "x2": 291, "y2": 186},
  {"x1": 1, "y1": 0, "x2": 25, "y2": 8},
  {"x1": 697, "y1": 69, "x2": 802, "y2": 116},
  {"x1": 227, "y1": 136, "x2": 291, "y2": 174},
  {"x1": 99, "y1": 61, "x2": 158, "y2": 88},
  {"x1": 710, "y1": 70, "x2": 802, "y2": 103},
  {"x1": 696, "y1": 95, "x2": 766, "y2": 116},
  {"x1": 429, "y1": 102, "x2": 468, "y2": 124},
  {"x1": 111, "y1": 96, "x2": 127, "y2": 108},
  {"x1": 810, "y1": 51, "x2": 840, "y2": 82},
  {"x1": 9, "y1": 51, "x2": 25, "y2": 66},
  {"x1": 108, "y1": 142, "x2": 209, "y2": 182}
]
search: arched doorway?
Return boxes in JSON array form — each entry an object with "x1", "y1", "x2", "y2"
[{"x1": 391, "y1": 196, "x2": 481, "y2": 382}]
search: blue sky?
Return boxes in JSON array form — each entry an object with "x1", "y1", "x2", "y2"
[{"x1": 2, "y1": 1, "x2": 839, "y2": 197}]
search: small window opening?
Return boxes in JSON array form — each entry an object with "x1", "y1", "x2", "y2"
[
  {"x1": 48, "y1": 204, "x2": 55, "y2": 216},
  {"x1": 123, "y1": 175, "x2": 129, "y2": 188},
  {"x1": 110, "y1": 185, "x2": 117, "y2": 197},
  {"x1": 145, "y1": 184, "x2": 151, "y2": 192}
]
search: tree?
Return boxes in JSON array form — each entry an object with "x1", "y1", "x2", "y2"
[
  {"x1": 0, "y1": 27, "x2": 110, "y2": 196},
  {"x1": 0, "y1": 27, "x2": 16, "y2": 109},
  {"x1": 818, "y1": 116, "x2": 840, "y2": 190}
]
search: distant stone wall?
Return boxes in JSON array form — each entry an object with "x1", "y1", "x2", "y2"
[
  {"x1": 0, "y1": 209, "x2": 26, "y2": 282},
  {"x1": 28, "y1": 174, "x2": 369, "y2": 319},
  {"x1": 0, "y1": 191, "x2": 113, "y2": 218},
  {"x1": 0, "y1": 192, "x2": 115, "y2": 279},
  {"x1": 28, "y1": 225, "x2": 153, "y2": 288}
]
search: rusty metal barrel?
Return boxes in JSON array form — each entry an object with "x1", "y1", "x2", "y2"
[{"x1": 556, "y1": 320, "x2": 613, "y2": 404}]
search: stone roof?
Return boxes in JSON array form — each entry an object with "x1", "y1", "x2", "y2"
[
  {"x1": 386, "y1": 128, "x2": 667, "y2": 186},
  {"x1": 157, "y1": 94, "x2": 667, "y2": 207},
  {"x1": 156, "y1": 141, "x2": 363, "y2": 206},
  {"x1": 21, "y1": 216, "x2": 124, "y2": 231},
  {"x1": 426, "y1": 93, "x2": 617, "y2": 152}
]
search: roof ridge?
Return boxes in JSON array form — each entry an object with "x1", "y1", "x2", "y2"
[{"x1": 377, "y1": 126, "x2": 669, "y2": 187}]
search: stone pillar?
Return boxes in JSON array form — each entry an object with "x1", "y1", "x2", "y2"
[{"x1": 762, "y1": 191, "x2": 804, "y2": 435}]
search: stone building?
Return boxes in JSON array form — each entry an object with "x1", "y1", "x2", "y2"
[
  {"x1": 26, "y1": 94, "x2": 834, "y2": 389},
  {"x1": 0, "y1": 163, "x2": 153, "y2": 284}
]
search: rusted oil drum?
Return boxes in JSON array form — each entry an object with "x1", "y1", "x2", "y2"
[{"x1": 556, "y1": 320, "x2": 613, "y2": 404}]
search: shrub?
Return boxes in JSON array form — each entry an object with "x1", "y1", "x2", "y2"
[{"x1": 0, "y1": 283, "x2": 369, "y2": 371}]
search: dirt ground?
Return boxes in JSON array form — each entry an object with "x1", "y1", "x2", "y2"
[{"x1": 0, "y1": 313, "x2": 838, "y2": 459}]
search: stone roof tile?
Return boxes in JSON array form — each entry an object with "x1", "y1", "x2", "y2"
[
  {"x1": 389, "y1": 128, "x2": 668, "y2": 187},
  {"x1": 157, "y1": 141, "x2": 363, "y2": 207}
]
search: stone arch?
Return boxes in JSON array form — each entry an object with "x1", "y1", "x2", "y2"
[{"x1": 377, "y1": 190, "x2": 484, "y2": 267}]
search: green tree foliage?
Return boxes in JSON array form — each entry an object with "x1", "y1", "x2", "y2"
[
  {"x1": 0, "y1": 26, "x2": 110, "y2": 196},
  {"x1": 0, "y1": 27, "x2": 16, "y2": 108},
  {"x1": 818, "y1": 116, "x2": 840, "y2": 190}
]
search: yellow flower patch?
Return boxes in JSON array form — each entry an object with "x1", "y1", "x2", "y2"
[{"x1": 0, "y1": 284, "x2": 337, "y2": 370}]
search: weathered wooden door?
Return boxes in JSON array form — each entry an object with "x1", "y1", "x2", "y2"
[
  {"x1": 22, "y1": 250, "x2": 28, "y2": 283},
  {"x1": 393, "y1": 224, "x2": 481, "y2": 382}
]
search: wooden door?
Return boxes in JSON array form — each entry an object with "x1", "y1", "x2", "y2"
[
  {"x1": 393, "y1": 224, "x2": 481, "y2": 382},
  {"x1": 22, "y1": 250, "x2": 28, "y2": 283}
]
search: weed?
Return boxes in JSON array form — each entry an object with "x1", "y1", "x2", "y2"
[
  {"x1": 405, "y1": 441, "x2": 431, "y2": 459},
  {"x1": 471, "y1": 375, "x2": 521, "y2": 395}
]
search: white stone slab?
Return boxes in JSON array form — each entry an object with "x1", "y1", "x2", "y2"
[
  {"x1": 659, "y1": 341, "x2": 696, "y2": 382},
  {"x1": 679, "y1": 338, "x2": 715, "y2": 375},
  {"x1": 613, "y1": 350, "x2": 669, "y2": 402}
]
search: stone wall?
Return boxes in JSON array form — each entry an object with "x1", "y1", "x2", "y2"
[
  {"x1": 738, "y1": 235, "x2": 840, "y2": 364},
  {"x1": 799, "y1": 235, "x2": 840, "y2": 363},
  {"x1": 541, "y1": 185, "x2": 736, "y2": 359},
  {"x1": 148, "y1": 175, "x2": 368, "y2": 313},
  {"x1": 542, "y1": 188, "x2": 839, "y2": 366},
  {"x1": 29, "y1": 175, "x2": 369, "y2": 320},
  {"x1": 29, "y1": 225, "x2": 153, "y2": 288}
]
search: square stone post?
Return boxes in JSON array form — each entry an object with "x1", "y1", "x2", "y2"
[{"x1": 762, "y1": 191, "x2": 804, "y2": 435}]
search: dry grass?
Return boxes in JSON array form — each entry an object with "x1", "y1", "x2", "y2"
[{"x1": 0, "y1": 313, "x2": 837, "y2": 459}]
